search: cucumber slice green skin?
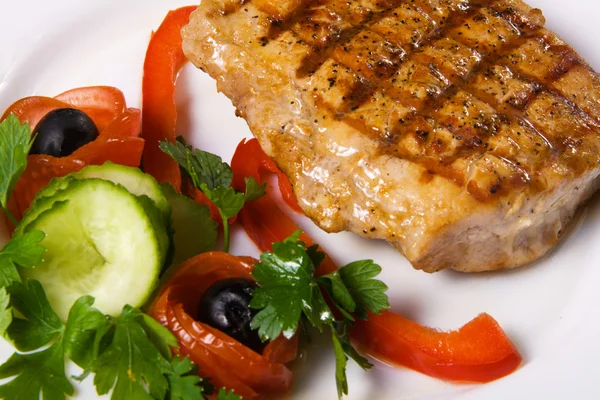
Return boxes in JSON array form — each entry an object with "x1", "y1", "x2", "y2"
[
  {"x1": 75, "y1": 162, "x2": 171, "y2": 224},
  {"x1": 20, "y1": 179, "x2": 163, "y2": 320}
]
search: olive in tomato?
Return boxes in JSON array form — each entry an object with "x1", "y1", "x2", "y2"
[
  {"x1": 198, "y1": 278, "x2": 265, "y2": 352},
  {"x1": 30, "y1": 108, "x2": 99, "y2": 157}
]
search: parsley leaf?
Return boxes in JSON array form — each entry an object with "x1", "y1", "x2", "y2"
[
  {"x1": 63, "y1": 296, "x2": 110, "y2": 370},
  {"x1": 250, "y1": 233, "x2": 388, "y2": 399},
  {"x1": 1, "y1": 230, "x2": 45, "y2": 268},
  {"x1": 331, "y1": 329, "x2": 348, "y2": 398},
  {"x1": 250, "y1": 239, "x2": 319, "y2": 340},
  {"x1": 244, "y1": 177, "x2": 266, "y2": 202},
  {"x1": 91, "y1": 306, "x2": 171, "y2": 400},
  {"x1": 0, "y1": 114, "x2": 34, "y2": 226},
  {"x1": 0, "y1": 231, "x2": 45, "y2": 287},
  {"x1": 338, "y1": 260, "x2": 389, "y2": 319},
  {"x1": 216, "y1": 388, "x2": 243, "y2": 400},
  {"x1": 167, "y1": 356, "x2": 209, "y2": 400},
  {"x1": 6, "y1": 280, "x2": 63, "y2": 352},
  {"x1": 0, "y1": 340, "x2": 74, "y2": 400},
  {"x1": 159, "y1": 140, "x2": 232, "y2": 190},
  {"x1": 0, "y1": 287, "x2": 12, "y2": 338},
  {"x1": 160, "y1": 139, "x2": 264, "y2": 252},
  {"x1": 202, "y1": 185, "x2": 245, "y2": 220}
]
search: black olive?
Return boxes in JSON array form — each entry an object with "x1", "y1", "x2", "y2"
[
  {"x1": 30, "y1": 108, "x2": 99, "y2": 157},
  {"x1": 197, "y1": 278, "x2": 264, "y2": 352}
]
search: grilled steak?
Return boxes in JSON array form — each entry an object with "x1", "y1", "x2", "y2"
[{"x1": 182, "y1": 0, "x2": 600, "y2": 272}]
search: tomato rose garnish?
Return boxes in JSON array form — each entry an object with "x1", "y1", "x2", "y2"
[
  {"x1": 149, "y1": 252, "x2": 297, "y2": 400},
  {"x1": 1, "y1": 86, "x2": 143, "y2": 220}
]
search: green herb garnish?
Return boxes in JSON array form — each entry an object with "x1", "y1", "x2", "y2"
[
  {"x1": 160, "y1": 138, "x2": 265, "y2": 252},
  {"x1": 250, "y1": 232, "x2": 390, "y2": 399}
]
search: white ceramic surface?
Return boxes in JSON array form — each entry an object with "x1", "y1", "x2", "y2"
[{"x1": 1, "y1": 1, "x2": 599, "y2": 399}]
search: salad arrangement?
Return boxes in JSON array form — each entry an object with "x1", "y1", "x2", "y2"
[{"x1": 0, "y1": 5, "x2": 523, "y2": 400}]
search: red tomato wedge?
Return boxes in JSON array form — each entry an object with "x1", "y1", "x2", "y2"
[
  {"x1": 1, "y1": 86, "x2": 143, "y2": 220},
  {"x1": 230, "y1": 138, "x2": 522, "y2": 383},
  {"x1": 149, "y1": 252, "x2": 297, "y2": 399},
  {"x1": 141, "y1": 6, "x2": 196, "y2": 191}
]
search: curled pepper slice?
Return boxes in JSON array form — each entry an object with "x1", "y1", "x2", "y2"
[
  {"x1": 230, "y1": 138, "x2": 522, "y2": 383},
  {"x1": 2, "y1": 86, "x2": 143, "y2": 220},
  {"x1": 149, "y1": 252, "x2": 297, "y2": 399},
  {"x1": 141, "y1": 6, "x2": 197, "y2": 191}
]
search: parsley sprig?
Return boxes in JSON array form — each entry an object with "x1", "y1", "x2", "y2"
[
  {"x1": 250, "y1": 232, "x2": 390, "y2": 399},
  {"x1": 0, "y1": 114, "x2": 35, "y2": 226},
  {"x1": 160, "y1": 138, "x2": 265, "y2": 252},
  {"x1": 0, "y1": 116, "x2": 241, "y2": 400}
]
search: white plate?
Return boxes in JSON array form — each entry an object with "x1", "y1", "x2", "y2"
[{"x1": 1, "y1": 1, "x2": 599, "y2": 399}]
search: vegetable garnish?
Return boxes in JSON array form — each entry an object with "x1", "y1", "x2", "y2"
[
  {"x1": 0, "y1": 114, "x2": 35, "y2": 226},
  {"x1": 141, "y1": 6, "x2": 197, "y2": 191},
  {"x1": 231, "y1": 137, "x2": 523, "y2": 384},
  {"x1": 149, "y1": 252, "x2": 297, "y2": 400},
  {"x1": 160, "y1": 138, "x2": 265, "y2": 252},
  {"x1": 2, "y1": 86, "x2": 144, "y2": 221},
  {"x1": 250, "y1": 231, "x2": 389, "y2": 398},
  {"x1": 0, "y1": 110, "x2": 239, "y2": 400}
]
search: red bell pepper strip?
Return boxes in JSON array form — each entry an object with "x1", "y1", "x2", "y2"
[
  {"x1": 230, "y1": 138, "x2": 522, "y2": 383},
  {"x1": 141, "y1": 6, "x2": 196, "y2": 191}
]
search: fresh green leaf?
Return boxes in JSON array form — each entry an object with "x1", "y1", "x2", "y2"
[
  {"x1": 0, "y1": 255, "x2": 21, "y2": 287},
  {"x1": 161, "y1": 183, "x2": 218, "y2": 264},
  {"x1": 92, "y1": 306, "x2": 171, "y2": 400},
  {"x1": 63, "y1": 296, "x2": 110, "y2": 370},
  {"x1": 0, "y1": 287, "x2": 12, "y2": 337},
  {"x1": 202, "y1": 185, "x2": 245, "y2": 220},
  {"x1": 319, "y1": 271, "x2": 357, "y2": 315},
  {"x1": 6, "y1": 280, "x2": 63, "y2": 352},
  {"x1": 333, "y1": 322, "x2": 372, "y2": 371},
  {"x1": 159, "y1": 141, "x2": 233, "y2": 190},
  {"x1": 331, "y1": 329, "x2": 348, "y2": 399},
  {"x1": 0, "y1": 114, "x2": 34, "y2": 224},
  {"x1": 216, "y1": 387, "x2": 243, "y2": 400},
  {"x1": 243, "y1": 177, "x2": 266, "y2": 202},
  {"x1": 302, "y1": 283, "x2": 334, "y2": 331},
  {"x1": 140, "y1": 313, "x2": 178, "y2": 360},
  {"x1": 338, "y1": 260, "x2": 389, "y2": 319},
  {"x1": 1, "y1": 230, "x2": 46, "y2": 268},
  {"x1": 306, "y1": 244, "x2": 326, "y2": 268},
  {"x1": 167, "y1": 356, "x2": 208, "y2": 400},
  {"x1": 0, "y1": 340, "x2": 74, "y2": 400},
  {"x1": 250, "y1": 239, "x2": 317, "y2": 340}
]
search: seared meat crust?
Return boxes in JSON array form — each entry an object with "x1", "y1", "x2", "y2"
[{"x1": 182, "y1": 0, "x2": 600, "y2": 272}]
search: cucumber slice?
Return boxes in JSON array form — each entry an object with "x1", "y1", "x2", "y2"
[
  {"x1": 20, "y1": 179, "x2": 162, "y2": 320},
  {"x1": 75, "y1": 162, "x2": 171, "y2": 223},
  {"x1": 15, "y1": 175, "x2": 75, "y2": 236}
]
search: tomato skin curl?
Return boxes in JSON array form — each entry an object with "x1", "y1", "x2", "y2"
[
  {"x1": 230, "y1": 138, "x2": 522, "y2": 383},
  {"x1": 148, "y1": 252, "x2": 297, "y2": 399},
  {"x1": 1, "y1": 86, "x2": 143, "y2": 220}
]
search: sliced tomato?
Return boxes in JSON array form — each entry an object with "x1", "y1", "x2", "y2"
[
  {"x1": 141, "y1": 6, "x2": 196, "y2": 191},
  {"x1": 55, "y1": 86, "x2": 126, "y2": 132},
  {"x1": 148, "y1": 252, "x2": 297, "y2": 399},
  {"x1": 230, "y1": 138, "x2": 522, "y2": 383},
  {"x1": 2, "y1": 86, "x2": 143, "y2": 220}
]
